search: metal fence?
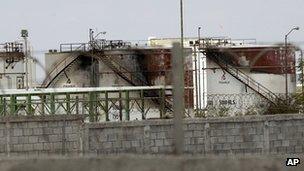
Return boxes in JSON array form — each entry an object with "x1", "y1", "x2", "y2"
[{"x1": 0, "y1": 86, "x2": 172, "y2": 122}]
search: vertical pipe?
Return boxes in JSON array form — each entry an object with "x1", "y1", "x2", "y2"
[{"x1": 172, "y1": 42, "x2": 185, "y2": 155}]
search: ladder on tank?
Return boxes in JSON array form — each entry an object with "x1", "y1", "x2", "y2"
[
  {"x1": 87, "y1": 51, "x2": 174, "y2": 115},
  {"x1": 202, "y1": 48, "x2": 280, "y2": 105}
]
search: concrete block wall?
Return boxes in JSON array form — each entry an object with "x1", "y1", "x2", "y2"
[
  {"x1": 0, "y1": 115, "x2": 82, "y2": 156},
  {"x1": 1, "y1": 114, "x2": 304, "y2": 156},
  {"x1": 87, "y1": 114, "x2": 304, "y2": 155}
]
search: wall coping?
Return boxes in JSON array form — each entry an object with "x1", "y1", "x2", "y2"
[
  {"x1": 88, "y1": 114, "x2": 304, "y2": 129},
  {"x1": 0, "y1": 113, "x2": 302, "y2": 125},
  {"x1": 0, "y1": 115, "x2": 85, "y2": 123}
]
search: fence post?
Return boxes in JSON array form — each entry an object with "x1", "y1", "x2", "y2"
[
  {"x1": 50, "y1": 94, "x2": 56, "y2": 115},
  {"x1": 0, "y1": 97, "x2": 3, "y2": 116},
  {"x1": 66, "y1": 93, "x2": 71, "y2": 115},
  {"x1": 119, "y1": 91, "x2": 123, "y2": 121},
  {"x1": 141, "y1": 90, "x2": 145, "y2": 120},
  {"x1": 125, "y1": 90, "x2": 130, "y2": 121},
  {"x1": 105, "y1": 91, "x2": 109, "y2": 121},
  {"x1": 159, "y1": 88, "x2": 165, "y2": 119},
  {"x1": 9, "y1": 95, "x2": 16, "y2": 116},
  {"x1": 76, "y1": 96, "x2": 79, "y2": 115},
  {"x1": 26, "y1": 94, "x2": 33, "y2": 115},
  {"x1": 89, "y1": 92, "x2": 95, "y2": 122}
]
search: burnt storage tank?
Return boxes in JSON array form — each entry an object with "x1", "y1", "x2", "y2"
[
  {"x1": 44, "y1": 47, "x2": 194, "y2": 108},
  {"x1": 217, "y1": 46, "x2": 296, "y2": 74},
  {"x1": 135, "y1": 48, "x2": 194, "y2": 108}
]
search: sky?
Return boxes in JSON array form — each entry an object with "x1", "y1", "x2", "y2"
[
  {"x1": 1, "y1": 0, "x2": 304, "y2": 49},
  {"x1": 1, "y1": 0, "x2": 304, "y2": 81}
]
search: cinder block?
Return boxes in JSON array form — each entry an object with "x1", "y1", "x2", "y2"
[
  {"x1": 107, "y1": 134, "x2": 117, "y2": 141},
  {"x1": 151, "y1": 146, "x2": 159, "y2": 153},
  {"x1": 23, "y1": 144, "x2": 34, "y2": 151},
  {"x1": 65, "y1": 127, "x2": 73, "y2": 134},
  {"x1": 10, "y1": 137, "x2": 18, "y2": 144},
  {"x1": 295, "y1": 146, "x2": 303, "y2": 153},
  {"x1": 197, "y1": 138, "x2": 204, "y2": 145},
  {"x1": 122, "y1": 141, "x2": 131, "y2": 148},
  {"x1": 33, "y1": 143, "x2": 43, "y2": 150},
  {"x1": 18, "y1": 137, "x2": 29, "y2": 144},
  {"x1": 53, "y1": 142, "x2": 62, "y2": 149},
  {"x1": 218, "y1": 137, "x2": 227, "y2": 143},
  {"x1": 150, "y1": 133, "x2": 157, "y2": 139},
  {"x1": 131, "y1": 141, "x2": 140, "y2": 147},
  {"x1": 157, "y1": 132, "x2": 166, "y2": 139},
  {"x1": 213, "y1": 144, "x2": 223, "y2": 151},
  {"x1": 113, "y1": 141, "x2": 122, "y2": 148},
  {"x1": 222, "y1": 143, "x2": 231, "y2": 150},
  {"x1": 234, "y1": 136, "x2": 244, "y2": 143},
  {"x1": 210, "y1": 137, "x2": 218, "y2": 144},
  {"x1": 53, "y1": 128, "x2": 62, "y2": 134},
  {"x1": 27, "y1": 122, "x2": 39, "y2": 128},
  {"x1": 0, "y1": 130, "x2": 4, "y2": 137},
  {"x1": 227, "y1": 136, "x2": 234, "y2": 143},
  {"x1": 13, "y1": 144, "x2": 23, "y2": 151},
  {"x1": 103, "y1": 142, "x2": 112, "y2": 149},
  {"x1": 49, "y1": 135, "x2": 60, "y2": 142},
  {"x1": 193, "y1": 131, "x2": 202, "y2": 137},
  {"x1": 184, "y1": 131, "x2": 193, "y2": 138},
  {"x1": 42, "y1": 127, "x2": 53, "y2": 134},
  {"x1": 28, "y1": 136, "x2": 38, "y2": 143},
  {"x1": 33, "y1": 128, "x2": 43, "y2": 135},
  {"x1": 273, "y1": 140, "x2": 282, "y2": 147},
  {"x1": 23, "y1": 129, "x2": 33, "y2": 136},
  {"x1": 43, "y1": 143, "x2": 53, "y2": 150},
  {"x1": 164, "y1": 139, "x2": 173, "y2": 146},
  {"x1": 155, "y1": 139, "x2": 164, "y2": 147},
  {"x1": 282, "y1": 140, "x2": 289, "y2": 147},
  {"x1": 67, "y1": 134, "x2": 78, "y2": 142},
  {"x1": 13, "y1": 129, "x2": 23, "y2": 136}
]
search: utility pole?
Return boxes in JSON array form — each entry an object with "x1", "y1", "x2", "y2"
[
  {"x1": 21, "y1": 30, "x2": 29, "y2": 90},
  {"x1": 284, "y1": 26, "x2": 300, "y2": 101},
  {"x1": 180, "y1": 0, "x2": 184, "y2": 53},
  {"x1": 301, "y1": 50, "x2": 304, "y2": 94},
  {"x1": 198, "y1": 27, "x2": 202, "y2": 113},
  {"x1": 194, "y1": 44, "x2": 199, "y2": 116},
  {"x1": 172, "y1": 42, "x2": 185, "y2": 155}
]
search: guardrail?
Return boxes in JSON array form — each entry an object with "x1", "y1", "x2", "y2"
[{"x1": 0, "y1": 86, "x2": 172, "y2": 122}]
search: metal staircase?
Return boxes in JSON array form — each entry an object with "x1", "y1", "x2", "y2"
[
  {"x1": 88, "y1": 51, "x2": 174, "y2": 113},
  {"x1": 203, "y1": 48, "x2": 280, "y2": 105}
]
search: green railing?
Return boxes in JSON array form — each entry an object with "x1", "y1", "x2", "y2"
[{"x1": 0, "y1": 86, "x2": 172, "y2": 122}]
